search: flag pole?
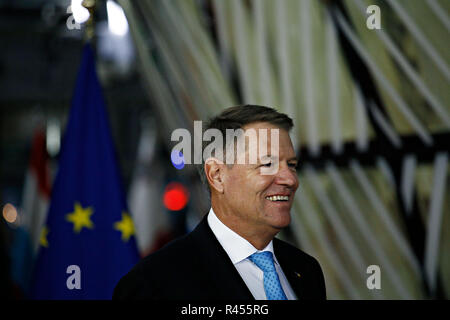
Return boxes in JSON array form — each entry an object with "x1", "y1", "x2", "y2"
[{"x1": 82, "y1": 0, "x2": 96, "y2": 42}]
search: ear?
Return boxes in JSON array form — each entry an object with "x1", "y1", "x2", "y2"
[{"x1": 204, "y1": 158, "x2": 225, "y2": 194}]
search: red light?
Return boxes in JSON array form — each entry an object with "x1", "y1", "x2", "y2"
[{"x1": 163, "y1": 182, "x2": 189, "y2": 211}]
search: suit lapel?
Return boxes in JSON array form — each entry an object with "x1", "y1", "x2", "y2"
[
  {"x1": 273, "y1": 239, "x2": 304, "y2": 299},
  {"x1": 191, "y1": 216, "x2": 254, "y2": 300}
]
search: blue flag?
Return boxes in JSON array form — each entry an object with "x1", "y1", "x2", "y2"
[{"x1": 31, "y1": 43, "x2": 139, "y2": 299}]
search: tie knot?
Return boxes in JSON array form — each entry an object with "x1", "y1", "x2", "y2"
[{"x1": 249, "y1": 251, "x2": 276, "y2": 273}]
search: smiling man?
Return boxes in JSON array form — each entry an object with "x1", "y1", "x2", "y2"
[{"x1": 113, "y1": 105, "x2": 326, "y2": 300}]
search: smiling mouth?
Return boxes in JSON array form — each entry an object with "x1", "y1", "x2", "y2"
[{"x1": 265, "y1": 195, "x2": 289, "y2": 202}]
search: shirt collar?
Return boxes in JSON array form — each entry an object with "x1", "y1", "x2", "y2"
[{"x1": 207, "y1": 208, "x2": 279, "y2": 266}]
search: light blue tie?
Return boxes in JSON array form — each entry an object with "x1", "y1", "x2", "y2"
[{"x1": 249, "y1": 251, "x2": 288, "y2": 300}]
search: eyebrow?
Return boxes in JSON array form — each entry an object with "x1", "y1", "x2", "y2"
[{"x1": 261, "y1": 155, "x2": 298, "y2": 162}]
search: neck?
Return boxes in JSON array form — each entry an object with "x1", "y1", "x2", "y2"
[{"x1": 211, "y1": 200, "x2": 279, "y2": 250}]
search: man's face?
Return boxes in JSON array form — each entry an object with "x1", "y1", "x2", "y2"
[{"x1": 221, "y1": 122, "x2": 299, "y2": 234}]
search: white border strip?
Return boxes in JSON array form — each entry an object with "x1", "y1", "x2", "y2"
[
  {"x1": 350, "y1": 159, "x2": 422, "y2": 277},
  {"x1": 354, "y1": 0, "x2": 450, "y2": 127},
  {"x1": 293, "y1": 190, "x2": 360, "y2": 299},
  {"x1": 177, "y1": 0, "x2": 235, "y2": 109},
  {"x1": 303, "y1": 165, "x2": 384, "y2": 298},
  {"x1": 121, "y1": 1, "x2": 181, "y2": 133},
  {"x1": 401, "y1": 154, "x2": 417, "y2": 216},
  {"x1": 301, "y1": 0, "x2": 320, "y2": 156},
  {"x1": 376, "y1": 157, "x2": 396, "y2": 188},
  {"x1": 213, "y1": 0, "x2": 232, "y2": 82},
  {"x1": 354, "y1": 84, "x2": 369, "y2": 152},
  {"x1": 424, "y1": 152, "x2": 448, "y2": 294},
  {"x1": 386, "y1": 0, "x2": 450, "y2": 82},
  {"x1": 231, "y1": 0, "x2": 253, "y2": 103},
  {"x1": 326, "y1": 162, "x2": 413, "y2": 299},
  {"x1": 425, "y1": 0, "x2": 450, "y2": 33},
  {"x1": 334, "y1": 9, "x2": 433, "y2": 145},
  {"x1": 276, "y1": 0, "x2": 298, "y2": 149},
  {"x1": 253, "y1": 0, "x2": 272, "y2": 105},
  {"x1": 369, "y1": 101, "x2": 403, "y2": 148},
  {"x1": 326, "y1": 11, "x2": 343, "y2": 154}
]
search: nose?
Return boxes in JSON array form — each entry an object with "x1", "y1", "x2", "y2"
[{"x1": 274, "y1": 164, "x2": 298, "y2": 189}]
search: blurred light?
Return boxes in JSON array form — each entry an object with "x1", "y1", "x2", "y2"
[
  {"x1": 3, "y1": 203, "x2": 18, "y2": 224},
  {"x1": 171, "y1": 150, "x2": 185, "y2": 170},
  {"x1": 107, "y1": 0, "x2": 129, "y2": 37},
  {"x1": 46, "y1": 118, "x2": 60, "y2": 157},
  {"x1": 71, "y1": 0, "x2": 90, "y2": 24},
  {"x1": 163, "y1": 182, "x2": 189, "y2": 211}
]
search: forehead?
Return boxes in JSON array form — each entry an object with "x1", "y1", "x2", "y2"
[
  {"x1": 240, "y1": 121, "x2": 293, "y2": 145},
  {"x1": 242, "y1": 121, "x2": 285, "y2": 132},
  {"x1": 239, "y1": 122, "x2": 296, "y2": 156}
]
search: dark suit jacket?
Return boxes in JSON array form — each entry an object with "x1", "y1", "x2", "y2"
[{"x1": 113, "y1": 215, "x2": 326, "y2": 300}]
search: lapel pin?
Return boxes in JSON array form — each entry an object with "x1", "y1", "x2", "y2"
[{"x1": 294, "y1": 272, "x2": 301, "y2": 278}]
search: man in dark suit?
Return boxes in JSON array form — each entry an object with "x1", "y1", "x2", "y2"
[{"x1": 113, "y1": 105, "x2": 326, "y2": 300}]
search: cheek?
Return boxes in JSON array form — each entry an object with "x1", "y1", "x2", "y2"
[
  {"x1": 255, "y1": 177, "x2": 275, "y2": 197},
  {"x1": 224, "y1": 172, "x2": 245, "y2": 197},
  {"x1": 225, "y1": 169, "x2": 273, "y2": 198},
  {"x1": 293, "y1": 177, "x2": 300, "y2": 191}
]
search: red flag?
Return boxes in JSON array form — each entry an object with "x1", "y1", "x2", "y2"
[{"x1": 21, "y1": 128, "x2": 51, "y2": 254}]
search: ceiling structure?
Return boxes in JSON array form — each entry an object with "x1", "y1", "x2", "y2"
[
  {"x1": 1, "y1": 0, "x2": 448, "y2": 300},
  {"x1": 119, "y1": 0, "x2": 450, "y2": 299}
]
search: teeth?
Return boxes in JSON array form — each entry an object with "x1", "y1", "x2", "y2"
[{"x1": 265, "y1": 195, "x2": 289, "y2": 201}]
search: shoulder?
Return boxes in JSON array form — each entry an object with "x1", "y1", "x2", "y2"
[
  {"x1": 273, "y1": 237, "x2": 319, "y2": 265},
  {"x1": 273, "y1": 237, "x2": 327, "y2": 299},
  {"x1": 113, "y1": 233, "x2": 196, "y2": 299},
  {"x1": 113, "y1": 217, "x2": 214, "y2": 299}
]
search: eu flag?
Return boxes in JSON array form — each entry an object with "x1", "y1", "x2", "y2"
[{"x1": 31, "y1": 43, "x2": 139, "y2": 299}]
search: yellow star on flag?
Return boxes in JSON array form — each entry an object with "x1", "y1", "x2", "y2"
[
  {"x1": 114, "y1": 212, "x2": 135, "y2": 242},
  {"x1": 66, "y1": 202, "x2": 94, "y2": 233},
  {"x1": 40, "y1": 226, "x2": 49, "y2": 248}
]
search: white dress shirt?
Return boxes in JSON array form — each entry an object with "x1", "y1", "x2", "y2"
[{"x1": 207, "y1": 208, "x2": 297, "y2": 300}]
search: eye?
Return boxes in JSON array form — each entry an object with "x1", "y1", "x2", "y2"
[{"x1": 288, "y1": 163, "x2": 298, "y2": 170}]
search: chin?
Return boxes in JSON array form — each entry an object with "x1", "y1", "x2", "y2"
[
  {"x1": 268, "y1": 211, "x2": 291, "y2": 229},
  {"x1": 276, "y1": 218, "x2": 291, "y2": 229}
]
